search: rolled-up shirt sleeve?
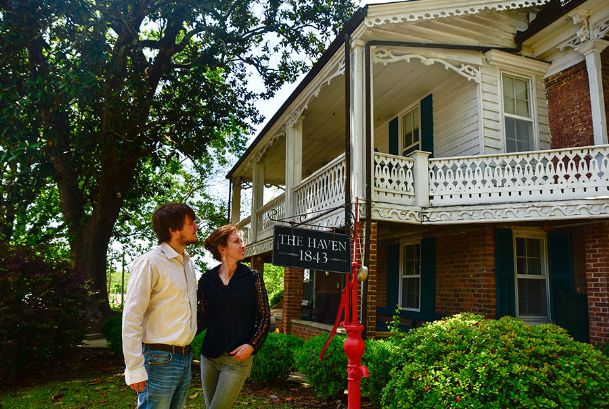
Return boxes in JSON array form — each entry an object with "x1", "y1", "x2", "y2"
[{"x1": 122, "y1": 257, "x2": 154, "y2": 385}]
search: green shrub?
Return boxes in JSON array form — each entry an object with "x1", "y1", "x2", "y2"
[
  {"x1": 361, "y1": 338, "x2": 400, "y2": 407},
  {"x1": 192, "y1": 330, "x2": 206, "y2": 358},
  {"x1": 250, "y1": 331, "x2": 303, "y2": 382},
  {"x1": 269, "y1": 289, "x2": 283, "y2": 308},
  {"x1": 382, "y1": 313, "x2": 609, "y2": 409},
  {"x1": 102, "y1": 314, "x2": 123, "y2": 357},
  {"x1": 295, "y1": 334, "x2": 347, "y2": 399},
  {"x1": 0, "y1": 244, "x2": 87, "y2": 381}
]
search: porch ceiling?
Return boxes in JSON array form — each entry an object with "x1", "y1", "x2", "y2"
[
  {"x1": 373, "y1": 59, "x2": 456, "y2": 125},
  {"x1": 361, "y1": 9, "x2": 530, "y2": 48}
]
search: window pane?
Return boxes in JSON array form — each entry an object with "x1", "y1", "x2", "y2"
[
  {"x1": 515, "y1": 99, "x2": 530, "y2": 117},
  {"x1": 518, "y1": 278, "x2": 547, "y2": 316},
  {"x1": 517, "y1": 257, "x2": 527, "y2": 275},
  {"x1": 504, "y1": 96, "x2": 515, "y2": 115},
  {"x1": 527, "y1": 239, "x2": 541, "y2": 258},
  {"x1": 516, "y1": 238, "x2": 526, "y2": 256},
  {"x1": 503, "y1": 76, "x2": 514, "y2": 98},
  {"x1": 514, "y1": 78, "x2": 528, "y2": 100},
  {"x1": 506, "y1": 117, "x2": 533, "y2": 152},
  {"x1": 402, "y1": 277, "x2": 420, "y2": 309},
  {"x1": 516, "y1": 120, "x2": 533, "y2": 151},
  {"x1": 527, "y1": 258, "x2": 542, "y2": 275}
]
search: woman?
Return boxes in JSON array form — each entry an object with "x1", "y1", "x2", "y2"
[{"x1": 197, "y1": 224, "x2": 271, "y2": 409}]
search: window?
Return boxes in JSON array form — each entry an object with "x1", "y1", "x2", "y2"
[
  {"x1": 402, "y1": 106, "x2": 420, "y2": 156},
  {"x1": 514, "y1": 235, "x2": 549, "y2": 319},
  {"x1": 502, "y1": 74, "x2": 534, "y2": 152},
  {"x1": 400, "y1": 243, "x2": 421, "y2": 310}
]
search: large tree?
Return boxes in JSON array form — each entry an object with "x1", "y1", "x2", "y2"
[{"x1": 0, "y1": 0, "x2": 355, "y2": 321}]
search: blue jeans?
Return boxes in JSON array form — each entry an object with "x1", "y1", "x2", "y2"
[
  {"x1": 200, "y1": 354, "x2": 253, "y2": 409},
  {"x1": 137, "y1": 348, "x2": 192, "y2": 409}
]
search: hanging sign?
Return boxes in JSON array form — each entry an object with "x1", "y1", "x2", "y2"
[{"x1": 272, "y1": 225, "x2": 351, "y2": 273}]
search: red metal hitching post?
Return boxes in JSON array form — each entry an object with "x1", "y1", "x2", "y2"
[{"x1": 343, "y1": 198, "x2": 369, "y2": 409}]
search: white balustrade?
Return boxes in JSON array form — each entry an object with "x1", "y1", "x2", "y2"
[
  {"x1": 294, "y1": 154, "x2": 346, "y2": 218},
  {"x1": 429, "y1": 146, "x2": 609, "y2": 206},
  {"x1": 255, "y1": 193, "x2": 286, "y2": 240},
  {"x1": 235, "y1": 216, "x2": 251, "y2": 245},
  {"x1": 373, "y1": 152, "x2": 416, "y2": 205}
]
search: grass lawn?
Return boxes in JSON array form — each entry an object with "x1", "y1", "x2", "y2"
[{"x1": 0, "y1": 348, "x2": 325, "y2": 409}]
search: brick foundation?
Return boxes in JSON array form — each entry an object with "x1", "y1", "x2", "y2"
[
  {"x1": 250, "y1": 255, "x2": 265, "y2": 275},
  {"x1": 282, "y1": 267, "x2": 303, "y2": 334},
  {"x1": 584, "y1": 221, "x2": 609, "y2": 344}
]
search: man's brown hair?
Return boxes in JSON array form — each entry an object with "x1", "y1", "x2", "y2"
[{"x1": 152, "y1": 203, "x2": 196, "y2": 244}]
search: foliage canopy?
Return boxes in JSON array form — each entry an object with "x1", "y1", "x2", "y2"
[{"x1": 0, "y1": 0, "x2": 356, "y2": 316}]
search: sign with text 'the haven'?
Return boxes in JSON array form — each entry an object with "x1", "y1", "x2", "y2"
[{"x1": 272, "y1": 225, "x2": 351, "y2": 273}]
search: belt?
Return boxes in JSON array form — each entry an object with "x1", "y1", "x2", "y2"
[{"x1": 144, "y1": 343, "x2": 192, "y2": 355}]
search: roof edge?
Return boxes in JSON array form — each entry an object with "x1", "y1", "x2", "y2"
[
  {"x1": 226, "y1": 6, "x2": 368, "y2": 179},
  {"x1": 515, "y1": 0, "x2": 588, "y2": 45}
]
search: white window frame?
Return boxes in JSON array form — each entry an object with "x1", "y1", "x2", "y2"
[
  {"x1": 399, "y1": 240, "x2": 421, "y2": 312},
  {"x1": 399, "y1": 101, "x2": 421, "y2": 156},
  {"x1": 499, "y1": 71, "x2": 539, "y2": 153},
  {"x1": 512, "y1": 228, "x2": 551, "y2": 322}
]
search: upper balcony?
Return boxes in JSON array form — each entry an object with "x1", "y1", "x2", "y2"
[{"x1": 236, "y1": 144, "x2": 609, "y2": 253}]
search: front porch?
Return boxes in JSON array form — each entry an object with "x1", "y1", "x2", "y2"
[{"x1": 237, "y1": 144, "x2": 609, "y2": 256}]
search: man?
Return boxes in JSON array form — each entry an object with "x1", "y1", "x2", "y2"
[{"x1": 122, "y1": 203, "x2": 199, "y2": 409}]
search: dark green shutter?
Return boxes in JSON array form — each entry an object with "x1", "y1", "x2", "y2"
[
  {"x1": 387, "y1": 242, "x2": 400, "y2": 309},
  {"x1": 421, "y1": 94, "x2": 434, "y2": 157},
  {"x1": 389, "y1": 117, "x2": 399, "y2": 155},
  {"x1": 495, "y1": 228, "x2": 516, "y2": 318},
  {"x1": 420, "y1": 237, "x2": 436, "y2": 318},
  {"x1": 548, "y1": 231, "x2": 574, "y2": 318}
]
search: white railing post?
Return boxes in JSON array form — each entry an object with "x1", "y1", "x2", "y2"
[
  {"x1": 230, "y1": 177, "x2": 241, "y2": 224},
  {"x1": 285, "y1": 117, "x2": 303, "y2": 218},
  {"x1": 409, "y1": 150, "x2": 431, "y2": 207},
  {"x1": 250, "y1": 161, "x2": 264, "y2": 242}
]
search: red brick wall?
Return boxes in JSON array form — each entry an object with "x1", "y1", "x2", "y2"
[
  {"x1": 545, "y1": 61, "x2": 594, "y2": 148},
  {"x1": 366, "y1": 223, "x2": 378, "y2": 336},
  {"x1": 584, "y1": 221, "x2": 609, "y2": 344},
  {"x1": 290, "y1": 322, "x2": 334, "y2": 340},
  {"x1": 376, "y1": 239, "x2": 389, "y2": 310},
  {"x1": 250, "y1": 255, "x2": 265, "y2": 275},
  {"x1": 435, "y1": 226, "x2": 496, "y2": 318},
  {"x1": 282, "y1": 267, "x2": 303, "y2": 333}
]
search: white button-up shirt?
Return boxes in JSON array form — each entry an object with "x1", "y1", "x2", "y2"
[{"x1": 122, "y1": 242, "x2": 197, "y2": 385}]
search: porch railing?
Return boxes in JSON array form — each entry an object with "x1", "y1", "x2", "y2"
[
  {"x1": 294, "y1": 153, "x2": 346, "y2": 218},
  {"x1": 255, "y1": 193, "x2": 286, "y2": 241},
  {"x1": 428, "y1": 145, "x2": 609, "y2": 206},
  {"x1": 373, "y1": 152, "x2": 416, "y2": 205},
  {"x1": 235, "y1": 216, "x2": 251, "y2": 245}
]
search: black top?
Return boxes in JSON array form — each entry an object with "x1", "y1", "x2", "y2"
[{"x1": 197, "y1": 263, "x2": 270, "y2": 358}]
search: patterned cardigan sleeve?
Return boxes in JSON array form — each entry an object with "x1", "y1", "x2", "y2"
[
  {"x1": 248, "y1": 269, "x2": 271, "y2": 352},
  {"x1": 196, "y1": 278, "x2": 208, "y2": 335}
]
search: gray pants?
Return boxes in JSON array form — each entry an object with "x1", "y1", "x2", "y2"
[{"x1": 200, "y1": 354, "x2": 253, "y2": 409}]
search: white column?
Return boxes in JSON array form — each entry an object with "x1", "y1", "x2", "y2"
[
  {"x1": 285, "y1": 118, "x2": 303, "y2": 218},
  {"x1": 230, "y1": 178, "x2": 241, "y2": 224},
  {"x1": 576, "y1": 40, "x2": 609, "y2": 145},
  {"x1": 350, "y1": 41, "x2": 366, "y2": 201},
  {"x1": 250, "y1": 161, "x2": 264, "y2": 242},
  {"x1": 409, "y1": 150, "x2": 430, "y2": 207}
]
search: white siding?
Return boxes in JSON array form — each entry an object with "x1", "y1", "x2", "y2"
[
  {"x1": 433, "y1": 78, "x2": 480, "y2": 157},
  {"x1": 536, "y1": 77, "x2": 551, "y2": 150},
  {"x1": 480, "y1": 65, "x2": 504, "y2": 154},
  {"x1": 375, "y1": 120, "x2": 390, "y2": 153}
]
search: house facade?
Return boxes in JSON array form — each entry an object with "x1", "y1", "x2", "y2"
[{"x1": 227, "y1": 0, "x2": 609, "y2": 344}]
